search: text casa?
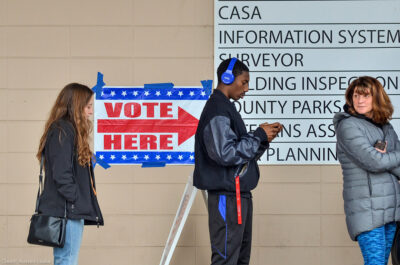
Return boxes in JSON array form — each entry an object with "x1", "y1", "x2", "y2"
[{"x1": 218, "y1": 5, "x2": 262, "y2": 20}]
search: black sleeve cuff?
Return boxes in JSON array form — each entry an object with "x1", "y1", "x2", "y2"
[{"x1": 254, "y1": 127, "x2": 268, "y2": 143}]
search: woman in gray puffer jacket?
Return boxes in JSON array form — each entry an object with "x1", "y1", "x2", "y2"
[{"x1": 333, "y1": 76, "x2": 400, "y2": 265}]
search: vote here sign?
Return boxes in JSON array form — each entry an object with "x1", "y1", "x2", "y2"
[{"x1": 94, "y1": 79, "x2": 210, "y2": 165}]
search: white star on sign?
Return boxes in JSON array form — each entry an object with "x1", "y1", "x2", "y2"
[
  {"x1": 178, "y1": 155, "x2": 183, "y2": 160},
  {"x1": 133, "y1": 155, "x2": 138, "y2": 160},
  {"x1": 201, "y1": 91, "x2": 206, "y2": 96},
  {"x1": 156, "y1": 155, "x2": 160, "y2": 160},
  {"x1": 144, "y1": 155, "x2": 149, "y2": 160},
  {"x1": 99, "y1": 155, "x2": 104, "y2": 160},
  {"x1": 122, "y1": 155, "x2": 127, "y2": 160},
  {"x1": 101, "y1": 91, "x2": 104, "y2": 96},
  {"x1": 122, "y1": 91, "x2": 127, "y2": 96},
  {"x1": 155, "y1": 91, "x2": 161, "y2": 96},
  {"x1": 167, "y1": 155, "x2": 172, "y2": 160},
  {"x1": 178, "y1": 91, "x2": 183, "y2": 97},
  {"x1": 189, "y1": 91, "x2": 194, "y2": 96},
  {"x1": 110, "y1": 91, "x2": 116, "y2": 97},
  {"x1": 189, "y1": 155, "x2": 194, "y2": 160},
  {"x1": 133, "y1": 91, "x2": 139, "y2": 96},
  {"x1": 167, "y1": 91, "x2": 172, "y2": 97},
  {"x1": 110, "y1": 155, "x2": 116, "y2": 160},
  {"x1": 144, "y1": 91, "x2": 150, "y2": 96}
]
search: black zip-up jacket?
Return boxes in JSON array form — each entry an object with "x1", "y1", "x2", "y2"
[
  {"x1": 38, "y1": 119, "x2": 104, "y2": 226},
  {"x1": 193, "y1": 89, "x2": 269, "y2": 194}
]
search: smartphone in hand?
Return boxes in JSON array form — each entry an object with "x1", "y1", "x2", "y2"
[{"x1": 374, "y1": 140, "x2": 386, "y2": 151}]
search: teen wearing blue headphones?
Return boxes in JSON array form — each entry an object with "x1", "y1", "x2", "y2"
[{"x1": 194, "y1": 58, "x2": 283, "y2": 265}]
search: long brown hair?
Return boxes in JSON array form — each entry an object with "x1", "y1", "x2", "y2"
[
  {"x1": 37, "y1": 83, "x2": 94, "y2": 166},
  {"x1": 345, "y1": 76, "x2": 393, "y2": 124}
]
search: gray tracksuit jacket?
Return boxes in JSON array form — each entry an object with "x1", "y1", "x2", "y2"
[{"x1": 333, "y1": 111, "x2": 400, "y2": 240}]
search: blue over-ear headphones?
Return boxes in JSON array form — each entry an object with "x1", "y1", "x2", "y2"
[{"x1": 221, "y1": 57, "x2": 237, "y2": 85}]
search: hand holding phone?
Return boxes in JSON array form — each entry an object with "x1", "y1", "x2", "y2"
[
  {"x1": 374, "y1": 140, "x2": 387, "y2": 153},
  {"x1": 259, "y1": 122, "x2": 283, "y2": 142}
]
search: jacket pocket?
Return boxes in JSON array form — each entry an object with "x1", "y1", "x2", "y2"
[{"x1": 367, "y1": 173, "x2": 372, "y2": 196}]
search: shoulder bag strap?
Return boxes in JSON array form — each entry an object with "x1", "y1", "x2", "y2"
[
  {"x1": 34, "y1": 155, "x2": 45, "y2": 213},
  {"x1": 34, "y1": 154, "x2": 67, "y2": 217}
]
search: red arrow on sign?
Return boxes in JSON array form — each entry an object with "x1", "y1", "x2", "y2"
[{"x1": 98, "y1": 107, "x2": 199, "y2": 146}]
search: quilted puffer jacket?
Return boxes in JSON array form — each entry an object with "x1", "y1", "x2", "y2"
[{"x1": 333, "y1": 111, "x2": 400, "y2": 240}]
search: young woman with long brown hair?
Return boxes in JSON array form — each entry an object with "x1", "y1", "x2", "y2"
[
  {"x1": 37, "y1": 83, "x2": 103, "y2": 265},
  {"x1": 333, "y1": 76, "x2": 400, "y2": 265}
]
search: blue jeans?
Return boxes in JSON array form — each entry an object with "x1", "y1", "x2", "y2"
[
  {"x1": 357, "y1": 222, "x2": 397, "y2": 265},
  {"x1": 54, "y1": 219, "x2": 84, "y2": 265}
]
